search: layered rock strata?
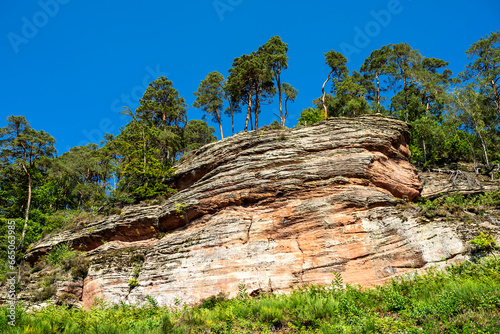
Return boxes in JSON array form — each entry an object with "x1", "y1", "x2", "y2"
[{"x1": 25, "y1": 116, "x2": 485, "y2": 308}]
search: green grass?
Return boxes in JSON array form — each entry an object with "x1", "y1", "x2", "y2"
[
  {"x1": 1, "y1": 257, "x2": 500, "y2": 333},
  {"x1": 417, "y1": 190, "x2": 500, "y2": 219}
]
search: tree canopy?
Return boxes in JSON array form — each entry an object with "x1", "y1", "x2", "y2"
[{"x1": 2, "y1": 33, "x2": 500, "y2": 261}]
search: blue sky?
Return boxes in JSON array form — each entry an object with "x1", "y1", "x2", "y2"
[{"x1": 1, "y1": 0, "x2": 499, "y2": 153}]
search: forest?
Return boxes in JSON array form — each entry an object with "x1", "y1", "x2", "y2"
[{"x1": 0, "y1": 31, "x2": 499, "y2": 258}]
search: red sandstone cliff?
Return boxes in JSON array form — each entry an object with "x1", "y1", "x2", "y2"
[{"x1": 21, "y1": 116, "x2": 498, "y2": 308}]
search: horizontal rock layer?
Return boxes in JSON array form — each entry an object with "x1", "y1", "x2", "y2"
[{"x1": 25, "y1": 116, "x2": 451, "y2": 307}]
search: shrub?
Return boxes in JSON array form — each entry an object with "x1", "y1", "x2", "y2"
[
  {"x1": 46, "y1": 243, "x2": 75, "y2": 266},
  {"x1": 128, "y1": 279, "x2": 139, "y2": 289},
  {"x1": 199, "y1": 292, "x2": 228, "y2": 310},
  {"x1": 471, "y1": 232, "x2": 498, "y2": 251},
  {"x1": 34, "y1": 285, "x2": 56, "y2": 302},
  {"x1": 56, "y1": 292, "x2": 79, "y2": 306},
  {"x1": 131, "y1": 253, "x2": 145, "y2": 263},
  {"x1": 70, "y1": 259, "x2": 89, "y2": 279},
  {"x1": 3, "y1": 256, "x2": 500, "y2": 333}
]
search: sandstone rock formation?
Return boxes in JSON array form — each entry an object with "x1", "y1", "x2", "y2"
[{"x1": 22, "y1": 116, "x2": 498, "y2": 308}]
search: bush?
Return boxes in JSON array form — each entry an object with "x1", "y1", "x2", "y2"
[
  {"x1": 46, "y1": 243, "x2": 75, "y2": 266},
  {"x1": 56, "y1": 292, "x2": 79, "y2": 306},
  {"x1": 199, "y1": 292, "x2": 228, "y2": 310},
  {"x1": 34, "y1": 285, "x2": 56, "y2": 302},
  {"x1": 128, "y1": 279, "x2": 139, "y2": 289},
  {"x1": 70, "y1": 259, "x2": 89, "y2": 279},
  {"x1": 296, "y1": 107, "x2": 325, "y2": 127},
  {"x1": 2, "y1": 256, "x2": 500, "y2": 333},
  {"x1": 417, "y1": 190, "x2": 500, "y2": 221},
  {"x1": 471, "y1": 232, "x2": 498, "y2": 252}
]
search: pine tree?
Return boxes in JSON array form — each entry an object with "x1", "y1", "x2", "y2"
[
  {"x1": 258, "y1": 36, "x2": 289, "y2": 126},
  {"x1": 282, "y1": 83, "x2": 298, "y2": 125},
  {"x1": 0, "y1": 116, "x2": 56, "y2": 248},
  {"x1": 463, "y1": 31, "x2": 500, "y2": 116},
  {"x1": 322, "y1": 50, "x2": 348, "y2": 118},
  {"x1": 193, "y1": 71, "x2": 226, "y2": 140}
]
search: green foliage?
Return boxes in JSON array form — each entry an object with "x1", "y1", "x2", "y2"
[
  {"x1": 296, "y1": 107, "x2": 325, "y2": 127},
  {"x1": 110, "y1": 109, "x2": 178, "y2": 202},
  {"x1": 45, "y1": 243, "x2": 75, "y2": 266},
  {"x1": 34, "y1": 242, "x2": 90, "y2": 280},
  {"x1": 48, "y1": 144, "x2": 113, "y2": 210},
  {"x1": 471, "y1": 232, "x2": 499, "y2": 253},
  {"x1": 360, "y1": 45, "x2": 392, "y2": 113},
  {"x1": 417, "y1": 190, "x2": 500, "y2": 220},
  {"x1": 333, "y1": 71, "x2": 371, "y2": 117},
  {"x1": 193, "y1": 71, "x2": 226, "y2": 140},
  {"x1": 136, "y1": 76, "x2": 187, "y2": 130},
  {"x1": 3, "y1": 257, "x2": 499, "y2": 333},
  {"x1": 0, "y1": 115, "x2": 57, "y2": 247},
  {"x1": 227, "y1": 51, "x2": 275, "y2": 131},
  {"x1": 131, "y1": 266, "x2": 141, "y2": 282},
  {"x1": 57, "y1": 292, "x2": 80, "y2": 307},
  {"x1": 145, "y1": 295, "x2": 158, "y2": 308},
  {"x1": 174, "y1": 202, "x2": 187, "y2": 215},
  {"x1": 69, "y1": 259, "x2": 89, "y2": 279},
  {"x1": 281, "y1": 82, "x2": 298, "y2": 123},
  {"x1": 462, "y1": 30, "x2": 500, "y2": 116},
  {"x1": 3, "y1": 36, "x2": 499, "y2": 262},
  {"x1": 182, "y1": 119, "x2": 216, "y2": 152},
  {"x1": 266, "y1": 120, "x2": 282, "y2": 130},
  {"x1": 34, "y1": 285, "x2": 57, "y2": 303},
  {"x1": 322, "y1": 50, "x2": 348, "y2": 118},
  {"x1": 1, "y1": 37, "x2": 500, "y2": 333},
  {"x1": 199, "y1": 292, "x2": 228, "y2": 310},
  {"x1": 128, "y1": 279, "x2": 139, "y2": 289},
  {"x1": 258, "y1": 36, "x2": 289, "y2": 126}
]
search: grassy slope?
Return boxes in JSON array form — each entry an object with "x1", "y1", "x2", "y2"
[{"x1": 1, "y1": 256, "x2": 500, "y2": 334}]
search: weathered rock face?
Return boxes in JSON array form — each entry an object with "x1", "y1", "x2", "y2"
[{"x1": 24, "y1": 116, "x2": 495, "y2": 308}]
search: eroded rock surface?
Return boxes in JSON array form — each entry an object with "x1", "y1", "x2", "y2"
[{"x1": 23, "y1": 116, "x2": 497, "y2": 308}]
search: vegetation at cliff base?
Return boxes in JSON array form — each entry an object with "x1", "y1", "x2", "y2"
[{"x1": 1, "y1": 256, "x2": 499, "y2": 333}]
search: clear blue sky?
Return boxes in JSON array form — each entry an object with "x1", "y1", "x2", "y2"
[{"x1": 1, "y1": 0, "x2": 499, "y2": 153}]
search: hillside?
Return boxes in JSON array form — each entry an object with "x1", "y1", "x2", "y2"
[{"x1": 13, "y1": 115, "x2": 499, "y2": 310}]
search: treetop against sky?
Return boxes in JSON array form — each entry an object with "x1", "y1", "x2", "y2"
[{"x1": 1, "y1": 0, "x2": 499, "y2": 153}]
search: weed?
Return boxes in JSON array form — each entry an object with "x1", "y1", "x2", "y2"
[
  {"x1": 129, "y1": 279, "x2": 139, "y2": 289},
  {"x1": 3, "y1": 256, "x2": 500, "y2": 333},
  {"x1": 34, "y1": 285, "x2": 56, "y2": 302}
]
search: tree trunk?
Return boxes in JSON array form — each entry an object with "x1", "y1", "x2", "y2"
[
  {"x1": 231, "y1": 108, "x2": 234, "y2": 136},
  {"x1": 245, "y1": 93, "x2": 252, "y2": 131},
  {"x1": 322, "y1": 70, "x2": 333, "y2": 119},
  {"x1": 142, "y1": 127, "x2": 146, "y2": 173},
  {"x1": 218, "y1": 122, "x2": 224, "y2": 140},
  {"x1": 376, "y1": 72, "x2": 380, "y2": 111},
  {"x1": 478, "y1": 131, "x2": 490, "y2": 169},
  {"x1": 255, "y1": 85, "x2": 260, "y2": 130},
  {"x1": 216, "y1": 109, "x2": 224, "y2": 140},
  {"x1": 403, "y1": 75, "x2": 409, "y2": 122},
  {"x1": 278, "y1": 71, "x2": 283, "y2": 126},
  {"x1": 19, "y1": 164, "x2": 31, "y2": 249},
  {"x1": 465, "y1": 109, "x2": 490, "y2": 169},
  {"x1": 284, "y1": 97, "x2": 289, "y2": 124},
  {"x1": 492, "y1": 79, "x2": 500, "y2": 115},
  {"x1": 422, "y1": 135, "x2": 427, "y2": 164}
]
